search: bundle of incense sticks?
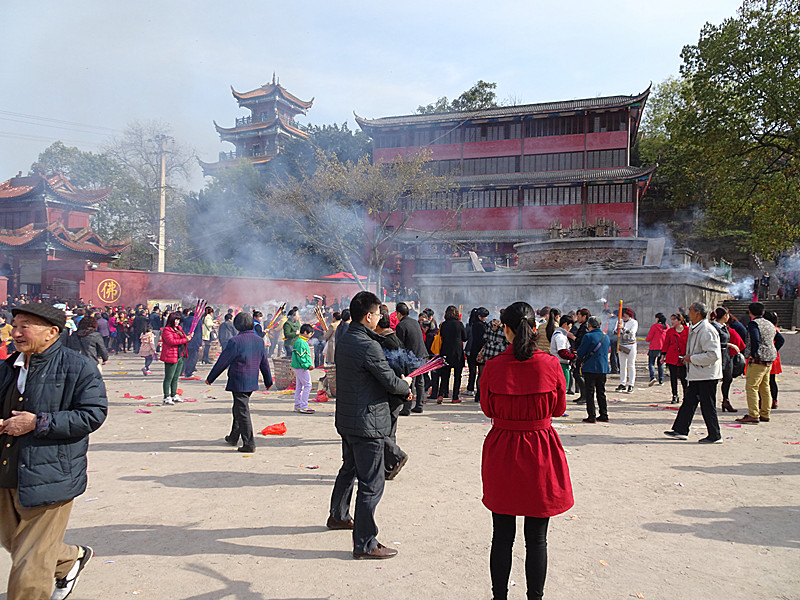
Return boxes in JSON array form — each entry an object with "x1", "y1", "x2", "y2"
[
  {"x1": 407, "y1": 356, "x2": 447, "y2": 379},
  {"x1": 313, "y1": 306, "x2": 328, "y2": 331},
  {"x1": 265, "y1": 302, "x2": 286, "y2": 330},
  {"x1": 187, "y1": 299, "x2": 208, "y2": 336}
]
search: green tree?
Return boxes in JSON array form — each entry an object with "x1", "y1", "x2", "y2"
[
  {"x1": 670, "y1": 0, "x2": 800, "y2": 257},
  {"x1": 416, "y1": 80, "x2": 498, "y2": 114},
  {"x1": 258, "y1": 150, "x2": 455, "y2": 292}
]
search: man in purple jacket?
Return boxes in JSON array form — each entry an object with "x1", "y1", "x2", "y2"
[{"x1": 206, "y1": 312, "x2": 273, "y2": 453}]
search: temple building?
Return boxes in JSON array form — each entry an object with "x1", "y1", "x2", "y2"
[
  {"x1": 355, "y1": 86, "x2": 655, "y2": 285},
  {"x1": 200, "y1": 74, "x2": 314, "y2": 175},
  {"x1": 0, "y1": 172, "x2": 126, "y2": 300}
]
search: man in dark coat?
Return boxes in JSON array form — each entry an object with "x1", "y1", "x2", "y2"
[
  {"x1": 327, "y1": 292, "x2": 411, "y2": 559},
  {"x1": 131, "y1": 310, "x2": 149, "y2": 354},
  {"x1": 394, "y1": 302, "x2": 427, "y2": 414},
  {"x1": 206, "y1": 312, "x2": 273, "y2": 453},
  {"x1": 218, "y1": 313, "x2": 237, "y2": 349},
  {"x1": 0, "y1": 303, "x2": 107, "y2": 599},
  {"x1": 181, "y1": 311, "x2": 202, "y2": 378}
]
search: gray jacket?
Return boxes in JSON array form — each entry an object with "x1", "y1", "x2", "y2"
[
  {"x1": 686, "y1": 319, "x2": 722, "y2": 381},
  {"x1": 334, "y1": 322, "x2": 410, "y2": 438}
]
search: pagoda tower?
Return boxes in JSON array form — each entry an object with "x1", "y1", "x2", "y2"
[{"x1": 200, "y1": 74, "x2": 314, "y2": 175}]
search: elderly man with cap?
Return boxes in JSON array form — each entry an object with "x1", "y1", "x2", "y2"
[
  {"x1": 206, "y1": 311, "x2": 273, "y2": 453},
  {"x1": 0, "y1": 303, "x2": 107, "y2": 599}
]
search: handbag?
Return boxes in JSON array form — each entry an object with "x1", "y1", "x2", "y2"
[
  {"x1": 731, "y1": 352, "x2": 746, "y2": 378},
  {"x1": 618, "y1": 344, "x2": 632, "y2": 355},
  {"x1": 430, "y1": 332, "x2": 442, "y2": 355}
]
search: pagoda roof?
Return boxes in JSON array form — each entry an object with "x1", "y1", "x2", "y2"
[
  {"x1": 355, "y1": 86, "x2": 651, "y2": 130},
  {"x1": 0, "y1": 172, "x2": 112, "y2": 206},
  {"x1": 214, "y1": 117, "x2": 308, "y2": 139},
  {"x1": 0, "y1": 222, "x2": 127, "y2": 258},
  {"x1": 230, "y1": 81, "x2": 314, "y2": 110},
  {"x1": 451, "y1": 165, "x2": 657, "y2": 189},
  {"x1": 198, "y1": 153, "x2": 278, "y2": 175}
]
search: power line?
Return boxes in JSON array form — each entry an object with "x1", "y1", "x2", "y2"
[
  {"x1": 0, "y1": 130, "x2": 103, "y2": 148},
  {"x1": 0, "y1": 109, "x2": 119, "y2": 133},
  {"x1": 0, "y1": 115, "x2": 115, "y2": 137}
]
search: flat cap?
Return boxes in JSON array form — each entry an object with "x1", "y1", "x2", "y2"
[{"x1": 12, "y1": 303, "x2": 67, "y2": 332}]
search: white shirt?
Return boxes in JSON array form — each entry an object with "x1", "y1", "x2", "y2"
[
  {"x1": 13, "y1": 353, "x2": 28, "y2": 395},
  {"x1": 550, "y1": 327, "x2": 571, "y2": 364}
]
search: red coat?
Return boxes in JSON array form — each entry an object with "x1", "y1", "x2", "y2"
[
  {"x1": 662, "y1": 326, "x2": 688, "y2": 365},
  {"x1": 479, "y1": 347, "x2": 574, "y2": 518},
  {"x1": 160, "y1": 325, "x2": 189, "y2": 364},
  {"x1": 645, "y1": 323, "x2": 667, "y2": 351}
]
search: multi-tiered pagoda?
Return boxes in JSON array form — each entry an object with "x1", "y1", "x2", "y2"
[
  {"x1": 200, "y1": 74, "x2": 314, "y2": 175},
  {"x1": 0, "y1": 172, "x2": 126, "y2": 299}
]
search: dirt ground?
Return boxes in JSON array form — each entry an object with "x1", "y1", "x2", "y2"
[{"x1": 1, "y1": 353, "x2": 798, "y2": 600}]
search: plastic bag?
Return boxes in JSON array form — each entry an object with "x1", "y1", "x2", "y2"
[{"x1": 261, "y1": 422, "x2": 287, "y2": 436}]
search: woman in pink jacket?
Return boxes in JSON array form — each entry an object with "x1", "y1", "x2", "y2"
[{"x1": 645, "y1": 313, "x2": 668, "y2": 386}]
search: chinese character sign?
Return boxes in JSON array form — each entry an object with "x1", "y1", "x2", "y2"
[{"x1": 97, "y1": 278, "x2": 122, "y2": 304}]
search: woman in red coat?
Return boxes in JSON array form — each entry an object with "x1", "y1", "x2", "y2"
[
  {"x1": 160, "y1": 311, "x2": 192, "y2": 405},
  {"x1": 662, "y1": 313, "x2": 689, "y2": 404},
  {"x1": 480, "y1": 301, "x2": 573, "y2": 600}
]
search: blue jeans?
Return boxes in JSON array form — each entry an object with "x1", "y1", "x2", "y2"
[{"x1": 648, "y1": 349, "x2": 663, "y2": 382}]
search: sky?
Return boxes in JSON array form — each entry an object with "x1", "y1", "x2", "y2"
[{"x1": 0, "y1": 0, "x2": 743, "y2": 191}]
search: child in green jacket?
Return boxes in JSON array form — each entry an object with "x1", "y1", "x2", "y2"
[{"x1": 291, "y1": 324, "x2": 314, "y2": 413}]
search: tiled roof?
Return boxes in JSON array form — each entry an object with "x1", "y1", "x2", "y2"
[
  {"x1": 0, "y1": 173, "x2": 111, "y2": 205},
  {"x1": 0, "y1": 222, "x2": 126, "y2": 257},
  {"x1": 214, "y1": 118, "x2": 309, "y2": 139},
  {"x1": 355, "y1": 86, "x2": 651, "y2": 129},
  {"x1": 230, "y1": 83, "x2": 314, "y2": 110},
  {"x1": 451, "y1": 165, "x2": 657, "y2": 188}
]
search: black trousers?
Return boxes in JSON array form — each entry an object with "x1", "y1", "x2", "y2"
[
  {"x1": 769, "y1": 373, "x2": 778, "y2": 405},
  {"x1": 474, "y1": 363, "x2": 486, "y2": 403},
  {"x1": 183, "y1": 347, "x2": 199, "y2": 377},
  {"x1": 466, "y1": 355, "x2": 478, "y2": 391},
  {"x1": 438, "y1": 365, "x2": 463, "y2": 400},
  {"x1": 384, "y1": 404, "x2": 405, "y2": 475},
  {"x1": 228, "y1": 391, "x2": 254, "y2": 448},
  {"x1": 720, "y1": 369, "x2": 733, "y2": 401},
  {"x1": 202, "y1": 340, "x2": 212, "y2": 363},
  {"x1": 668, "y1": 364, "x2": 687, "y2": 399},
  {"x1": 672, "y1": 379, "x2": 721, "y2": 441},
  {"x1": 583, "y1": 372, "x2": 607, "y2": 420},
  {"x1": 609, "y1": 349, "x2": 619, "y2": 373},
  {"x1": 329, "y1": 434, "x2": 385, "y2": 554},
  {"x1": 490, "y1": 513, "x2": 549, "y2": 600},
  {"x1": 402, "y1": 375, "x2": 425, "y2": 413}
]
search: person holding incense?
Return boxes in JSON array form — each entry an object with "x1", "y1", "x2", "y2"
[
  {"x1": 160, "y1": 311, "x2": 192, "y2": 404},
  {"x1": 283, "y1": 308, "x2": 301, "y2": 358},
  {"x1": 291, "y1": 324, "x2": 315, "y2": 414},
  {"x1": 480, "y1": 301, "x2": 573, "y2": 600}
]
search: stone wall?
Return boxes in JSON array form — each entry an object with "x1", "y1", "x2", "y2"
[{"x1": 516, "y1": 238, "x2": 649, "y2": 271}]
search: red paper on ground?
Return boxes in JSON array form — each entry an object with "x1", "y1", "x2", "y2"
[{"x1": 261, "y1": 422, "x2": 287, "y2": 436}]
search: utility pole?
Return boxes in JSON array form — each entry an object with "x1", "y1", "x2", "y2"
[{"x1": 155, "y1": 135, "x2": 169, "y2": 272}]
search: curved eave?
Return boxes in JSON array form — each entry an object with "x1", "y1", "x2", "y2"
[
  {"x1": 230, "y1": 84, "x2": 313, "y2": 110},
  {"x1": 215, "y1": 119, "x2": 308, "y2": 140},
  {"x1": 356, "y1": 85, "x2": 653, "y2": 131},
  {"x1": 453, "y1": 165, "x2": 658, "y2": 189}
]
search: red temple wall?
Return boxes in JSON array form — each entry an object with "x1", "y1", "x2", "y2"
[
  {"x1": 460, "y1": 207, "x2": 521, "y2": 231},
  {"x1": 521, "y1": 206, "x2": 583, "y2": 229},
  {"x1": 586, "y1": 203, "x2": 635, "y2": 230}
]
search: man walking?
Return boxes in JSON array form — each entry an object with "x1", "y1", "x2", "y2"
[
  {"x1": 736, "y1": 302, "x2": 782, "y2": 424},
  {"x1": 0, "y1": 303, "x2": 107, "y2": 599},
  {"x1": 664, "y1": 302, "x2": 723, "y2": 444},
  {"x1": 576, "y1": 316, "x2": 610, "y2": 423},
  {"x1": 327, "y1": 292, "x2": 411, "y2": 559},
  {"x1": 206, "y1": 312, "x2": 273, "y2": 453},
  {"x1": 394, "y1": 302, "x2": 427, "y2": 414}
]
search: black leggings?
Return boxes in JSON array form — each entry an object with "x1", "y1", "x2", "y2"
[
  {"x1": 490, "y1": 513, "x2": 549, "y2": 600},
  {"x1": 720, "y1": 369, "x2": 733, "y2": 401},
  {"x1": 770, "y1": 373, "x2": 778, "y2": 405},
  {"x1": 667, "y1": 364, "x2": 687, "y2": 398}
]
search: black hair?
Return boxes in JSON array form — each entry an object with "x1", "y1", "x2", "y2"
[
  {"x1": 396, "y1": 302, "x2": 409, "y2": 317},
  {"x1": 500, "y1": 301, "x2": 538, "y2": 361},
  {"x1": 748, "y1": 302, "x2": 765, "y2": 317},
  {"x1": 166, "y1": 312, "x2": 183, "y2": 328},
  {"x1": 476, "y1": 307, "x2": 490, "y2": 319},
  {"x1": 341, "y1": 309, "x2": 351, "y2": 322},
  {"x1": 444, "y1": 305, "x2": 460, "y2": 320},
  {"x1": 332, "y1": 311, "x2": 341, "y2": 321},
  {"x1": 234, "y1": 311, "x2": 254, "y2": 332},
  {"x1": 299, "y1": 323, "x2": 313, "y2": 335},
  {"x1": 655, "y1": 312, "x2": 667, "y2": 329},
  {"x1": 224, "y1": 313, "x2": 233, "y2": 321},
  {"x1": 349, "y1": 291, "x2": 381, "y2": 322},
  {"x1": 253, "y1": 310, "x2": 262, "y2": 320},
  {"x1": 545, "y1": 307, "x2": 561, "y2": 341},
  {"x1": 559, "y1": 314, "x2": 574, "y2": 327},
  {"x1": 377, "y1": 313, "x2": 391, "y2": 329},
  {"x1": 713, "y1": 307, "x2": 728, "y2": 321},
  {"x1": 763, "y1": 310, "x2": 778, "y2": 326}
]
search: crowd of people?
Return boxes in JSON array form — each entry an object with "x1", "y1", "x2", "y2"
[{"x1": 0, "y1": 290, "x2": 789, "y2": 599}]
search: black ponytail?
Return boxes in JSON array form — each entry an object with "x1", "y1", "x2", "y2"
[{"x1": 501, "y1": 301, "x2": 538, "y2": 361}]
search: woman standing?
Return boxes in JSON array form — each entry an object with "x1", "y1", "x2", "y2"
[
  {"x1": 763, "y1": 311, "x2": 785, "y2": 410},
  {"x1": 480, "y1": 302, "x2": 574, "y2": 600},
  {"x1": 437, "y1": 305, "x2": 467, "y2": 404},
  {"x1": 201, "y1": 306, "x2": 216, "y2": 364},
  {"x1": 323, "y1": 312, "x2": 340, "y2": 366},
  {"x1": 645, "y1": 313, "x2": 668, "y2": 386},
  {"x1": 160, "y1": 312, "x2": 192, "y2": 405},
  {"x1": 66, "y1": 316, "x2": 109, "y2": 373},
  {"x1": 662, "y1": 313, "x2": 689, "y2": 403},
  {"x1": 616, "y1": 308, "x2": 638, "y2": 393},
  {"x1": 466, "y1": 307, "x2": 490, "y2": 398},
  {"x1": 711, "y1": 307, "x2": 742, "y2": 412}
]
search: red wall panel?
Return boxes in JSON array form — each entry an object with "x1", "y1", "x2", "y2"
[
  {"x1": 585, "y1": 131, "x2": 628, "y2": 151},
  {"x1": 523, "y1": 134, "x2": 585, "y2": 155},
  {"x1": 587, "y1": 202, "x2": 635, "y2": 232},
  {"x1": 521, "y1": 206, "x2": 583, "y2": 229},
  {"x1": 462, "y1": 139, "x2": 522, "y2": 159},
  {"x1": 460, "y1": 208, "x2": 520, "y2": 231}
]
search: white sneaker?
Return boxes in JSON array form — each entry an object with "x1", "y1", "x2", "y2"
[
  {"x1": 163, "y1": 397, "x2": 174, "y2": 405},
  {"x1": 172, "y1": 394, "x2": 184, "y2": 403},
  {"x1": 52, "y1": 545, "x2": 93, "y2": 600}
]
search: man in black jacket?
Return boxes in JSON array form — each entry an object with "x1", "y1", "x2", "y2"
[
  {"x1": 394, "y1": 302, "x2": 427, "y2": 414},
  {"x1": 327, "y1": 292, "x2": 411, "y2": 559},
  {"x1": 0, "y1": 303, "x2": 107, "y2": 599}
]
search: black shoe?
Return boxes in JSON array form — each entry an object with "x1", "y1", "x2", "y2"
[
  {"x1": 411, "y1": 406, "x2": 423, "y2": 413},
  {"x1": 626, "y1": 386, "x2": 634, "y2": 393},
  {"x1": 597, "y1": 416, "x2": 609, "y2": 422},
  {"x1": 238, "y1": 446, "x2": 255, "y2": 453},
  {"x1": 52, "y1": 545, "x2": 93, "y2": 600},
  {"x1": 575, "y1": 399, "x2": 586, "y2": 404},
  {"x1": 224, "y1": 435, "x2": 237, "y2": 446},
  {"x1": 698, "y1": 437, "x2": 723, "y2": 444},
  {"x1": 671, "y1": 395, "x2": 680, "y2": 404},
  {"x1": 664, "y1": 430, "x2": 688, "y2": 440},
  {"x1": 386, "y1": 453, "x2": 408, "y2": 480},
  {"x1": 399, "y1": 409, "x2": 411, "y2": 416},
  {"x1": 582, "y1": 417, "x2": 596, "y2": 423},
  {"x1": 615, "y1": 384, "x2": 626, "y2": 392}
]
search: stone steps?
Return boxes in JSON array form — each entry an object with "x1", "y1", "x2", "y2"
[{"x1": 722, "y1": 299, "x2": 794, "y2": 327}]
